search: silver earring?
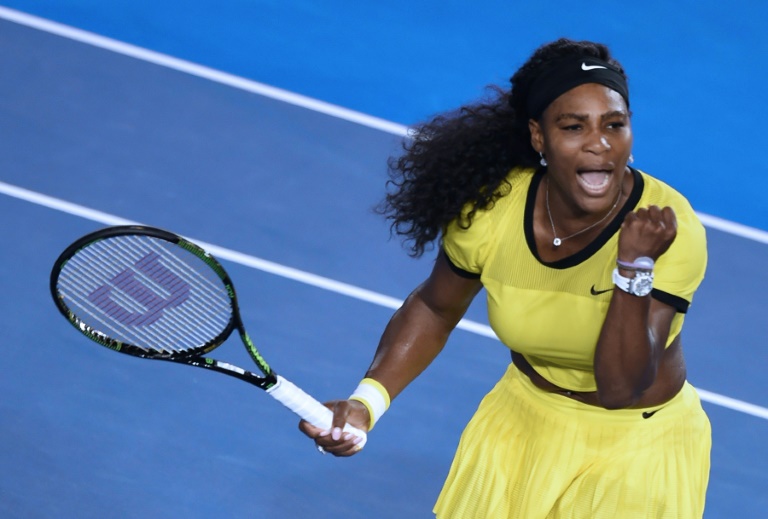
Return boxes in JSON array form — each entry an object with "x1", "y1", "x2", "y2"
[
  {"x1": 539, "y1": 152, "x2": 547, "y2": 167},
  {"x1": 628, "y1": 153, "x2": 634, "y2": 164}
]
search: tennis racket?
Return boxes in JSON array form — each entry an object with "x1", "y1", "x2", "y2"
[{"x1": 50, "y1": 225, "x2": 366, "y2": 447}]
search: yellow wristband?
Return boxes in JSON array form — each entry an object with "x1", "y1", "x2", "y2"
[{"x1": 349, "y1": 378, "x2": 390, "y2": 431}]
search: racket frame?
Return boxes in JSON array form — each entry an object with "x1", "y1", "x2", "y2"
[{"x1": 50, "y1": 225, "x2": 277, "y2": 389}]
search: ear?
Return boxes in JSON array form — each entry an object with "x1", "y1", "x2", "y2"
[{"x1": 528, "y1": 118, "x2": 544, "y2": 154}]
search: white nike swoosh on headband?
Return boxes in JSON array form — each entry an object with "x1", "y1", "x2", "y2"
[{"x1": 582, "y1": 63, "x2": 607, "y2": 71}]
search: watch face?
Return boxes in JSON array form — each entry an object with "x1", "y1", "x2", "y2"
[{"x1": 631, "y1": 272, "x2": 654, "y2": 296}]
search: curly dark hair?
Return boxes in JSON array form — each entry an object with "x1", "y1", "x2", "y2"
[{"x1": 378, "y1": 38, "x2": 627, "y2": 257}]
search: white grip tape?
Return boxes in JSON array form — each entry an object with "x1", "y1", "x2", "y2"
[{"x1": 267, "y1": 374, "x2": 368, "y2": 448}]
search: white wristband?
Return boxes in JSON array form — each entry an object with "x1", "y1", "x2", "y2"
[{"x1": 349, "y1": 378, "x2": 390, "y2": 431}]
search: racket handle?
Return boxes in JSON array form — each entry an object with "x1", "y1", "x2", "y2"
[{"x1": 267, "y1": 375, "x2": 368, "y2": 449}]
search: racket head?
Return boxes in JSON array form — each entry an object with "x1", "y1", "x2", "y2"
[{"x1": 51, "y1": 225, "x2": 241, "y2": 361}]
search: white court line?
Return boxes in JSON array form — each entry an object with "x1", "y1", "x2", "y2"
[
  {"x1": 1, "y1": 180, "x2": 766, "y2": 421},
  {"x1": 696, "y1": 212, "x2": 768, "y2": 245},
  {"x1": 0, "y1": 6, "x2": 410, "y2": 137},
  {"x1": 696, "y1": 389, "x2": 768, "y2": 421}
]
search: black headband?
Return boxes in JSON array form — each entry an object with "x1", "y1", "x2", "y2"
[{"x1": 525, "y1": 56, "x2": 629, "y2": 120}]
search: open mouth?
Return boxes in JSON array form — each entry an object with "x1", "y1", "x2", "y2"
[{"x1": 576, "y1": 169, "x2": 612, "y2": 194}]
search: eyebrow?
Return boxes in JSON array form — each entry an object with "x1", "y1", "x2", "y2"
[{"x1": 555, "y1": 110, "x2": 629, "y2": 122}]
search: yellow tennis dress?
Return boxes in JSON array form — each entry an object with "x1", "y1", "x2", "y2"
[{"x1": 434, "y1": 167, "x2": 711, "y2": 518}]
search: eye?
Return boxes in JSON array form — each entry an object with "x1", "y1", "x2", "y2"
[{"x1": 561, "y1": 124, "x2": 582, "y2": 131}]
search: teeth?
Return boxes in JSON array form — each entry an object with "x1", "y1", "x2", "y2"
[{"x1": 578, "y1": 172, "x2": 610, "y2": 190}]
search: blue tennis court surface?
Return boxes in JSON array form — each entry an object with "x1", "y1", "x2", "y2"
[{"x1": 0, "y1": 3, "x2": 766, "y2": 518}]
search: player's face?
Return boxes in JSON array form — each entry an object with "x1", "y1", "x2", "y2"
[{"x1": 530, "y1": 83, "x2": 633, "y2": 216}]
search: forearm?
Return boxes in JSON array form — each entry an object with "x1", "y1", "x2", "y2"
[
  {"x1": 354, "y1": 251, "x2": 481, "y2": 412},
  {"x1": 594, "y1": 205, "x2": 680, "y2": 408},
  {"x1": 364, "y1": 289, "x2": 457, "y2": 401},
  {"x1": 593, "y1": 290, "x2": 662, "y2": 408}
]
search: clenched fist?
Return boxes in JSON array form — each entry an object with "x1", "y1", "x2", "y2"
[{"x1": 618, "y1": 205, "x2": 677, "y2": 262}]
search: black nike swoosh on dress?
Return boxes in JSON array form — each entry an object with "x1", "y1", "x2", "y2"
[{"x1": 590, "y1": 285, "x2": 613, "y2": 296}]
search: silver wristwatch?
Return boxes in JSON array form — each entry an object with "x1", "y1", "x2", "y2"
[{"x1": 612, "y1": 256, "x2": 654, "y2": 297}]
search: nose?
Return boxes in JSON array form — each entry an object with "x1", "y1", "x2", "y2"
[{"x1": 584, "y1": 131, "x2": 611, "y2": 153}]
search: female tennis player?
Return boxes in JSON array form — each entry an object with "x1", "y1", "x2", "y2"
[{"x1": 300, "y1": 38, "x2": 711, "y2": 518}]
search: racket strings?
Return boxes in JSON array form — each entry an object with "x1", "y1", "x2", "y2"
[
  {"x1": 57, "y1": 235, "x2": 232, "y2": 354},
  {"x1": 61, "y1": 248, "x2": 209, "y2": 353},
  {"x1": 101, "y1": 238, "x2": 228, "y2": 341},
  {"x1": 61, "y1": 241, "x2": 226, "y2": 353},
  {"x1": 100, "y1": 236, "x2": 230, "y2": 347}
]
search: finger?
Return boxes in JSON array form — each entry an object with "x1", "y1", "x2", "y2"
[
  {"x1": 330, "y1": 401, "x2": 352, "y2": 432},
  {"x1": 323, "y1": 434, "x2": 366, "y2": 457},
  {"x1": 298, "y1": 419, "x2": 329, "y2": 438},
  {"x1": 647, "y1": 205, "x2": 663, "y2": 223},
  {"x1": 334, "y1": 442, "x2": 365, "y2": 457},
  {"x1": 634, "y1": 207, "x2": 649, "y2": 220},
  {"x1": 661, "y1": 206, "x2": 677, "y2": 230},
  {"x1": 299, "y1": 399, "x2": 350, "y2": 439},
  {"x1": 622, "y1": 210, "x2": 638, "y2": 228},
  {"x1": 314, "y1": 434, "x2": 359, "y2": 457},
  {"x1": 325, "y1": 400, "x2": 362, "y2": 443}
]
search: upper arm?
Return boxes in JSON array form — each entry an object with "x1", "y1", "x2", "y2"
[
  {"x1": 648, "y1": 297, "x2": 679, "y2": 351},
  {"x1": 416, "y1": 251, "x2": 483, "y2": 328},
  {"x1": 365, "y1": 251, "x2": 482, "y2": 398}
]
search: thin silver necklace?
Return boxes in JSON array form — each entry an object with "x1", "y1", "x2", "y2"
[{"x1": 545, "y1": 177, "x2": 623, "y2": 247}]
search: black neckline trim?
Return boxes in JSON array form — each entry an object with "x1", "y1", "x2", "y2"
[{"x1": 524, "y1": 167, "x2": 644, "y2": 269}]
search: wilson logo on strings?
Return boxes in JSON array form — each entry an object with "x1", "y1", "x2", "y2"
[{"x1": 88, "y1": 252, "x2": 190, "y2": 326}]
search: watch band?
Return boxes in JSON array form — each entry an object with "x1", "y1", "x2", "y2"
[
  {"x1": 612, "y1": 267, "x2": 654, "y2": 297},
  {"x1": 616, "y1": 256, "x2": 655, "y2": 272}
]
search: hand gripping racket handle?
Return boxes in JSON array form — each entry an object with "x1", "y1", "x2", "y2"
[{"x1": 267, "y1": 375, "x2": 368, "y2": 449}]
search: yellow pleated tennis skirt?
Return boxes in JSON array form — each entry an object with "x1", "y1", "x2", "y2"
[{"x1": 433, "y1": 364, "x2": 711, "y2": 519}]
